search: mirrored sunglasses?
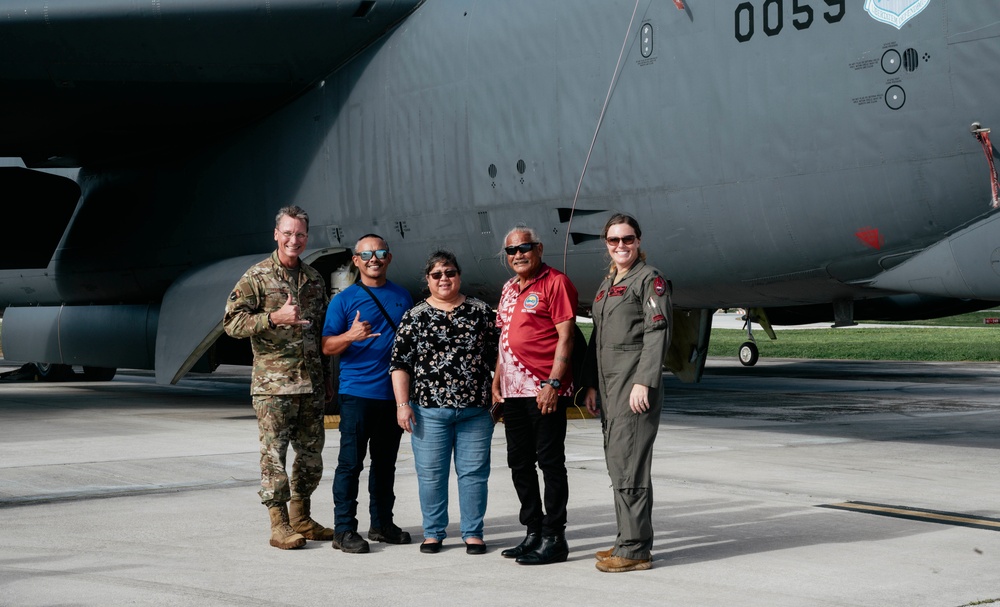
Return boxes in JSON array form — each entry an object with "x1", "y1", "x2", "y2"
[{"x1": 355, "y1": 249, "x2": 390, "y2": 261}]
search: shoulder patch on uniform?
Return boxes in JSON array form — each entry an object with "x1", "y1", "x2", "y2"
[
  {"x1": 654, "y1": 276, "x2": 667, "y2": 297},
  {"x1": 595, "y1": 289, "x2": 606, "y2": 302}
]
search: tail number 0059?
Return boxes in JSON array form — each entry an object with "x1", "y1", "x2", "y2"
[{"x1": 734, "y1": 0, "x2": 845, "y2": 43}]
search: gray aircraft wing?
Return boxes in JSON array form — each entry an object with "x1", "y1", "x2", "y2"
[{"x1": 0, "y1": 0, "x2": 423, "y2": 166}]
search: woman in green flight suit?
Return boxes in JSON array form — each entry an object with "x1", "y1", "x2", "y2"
[{"x1": 583, "y1": 213, "x2": 672, "y2": 573}]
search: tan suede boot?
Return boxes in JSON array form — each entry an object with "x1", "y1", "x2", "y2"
[
  {"x1": 268, "y1": 504, "x2": 307, "y2": 549},
  {"x1": 289, "y1": 498, "x2": 334, "y2": 541}
]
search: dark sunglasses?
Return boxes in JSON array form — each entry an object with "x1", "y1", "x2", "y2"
[
  {"x1": 428, "y1": 269, "x2": 459, "y2": 280},
  {"x1": 503, "y1": 242, "x2": 539, "y2": 255},
  {"x1": 606, "y1": 235, "x2": 637, "y2": 246},
  {"x1": 355, "y1": 249, "x2": 390, "y2": 261}
]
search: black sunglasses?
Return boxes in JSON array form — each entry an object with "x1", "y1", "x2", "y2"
[
  {"x1": 503, "y1": 242, "x2": 539, "y2": 255},
  {"x1": 355, "y1": 249, "x2": 390, "y2": 261},
  {"x1": 428, "y1": 269, "x2": 459, "y2": 280}
]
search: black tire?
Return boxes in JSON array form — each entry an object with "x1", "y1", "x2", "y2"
[
  {"x1": 34, "y1": 362, "x2": 74, "y2": 381},
  {"x1": 82, "y1": 366, "x2": 117, "y2": 381},
  {"x1": 738, "y1": 341, "x2": 759, "y2": 367}
]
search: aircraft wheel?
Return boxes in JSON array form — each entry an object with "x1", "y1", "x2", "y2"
[
  {"x1": 82, "y1": 366, "x2": 117, "y2": 381},
  {"x1": 738, "y1": 341, "x2": 759, "y2": 367},
  {"x1": 34, "y1": 362, "x2": 74, "y2": 381}
]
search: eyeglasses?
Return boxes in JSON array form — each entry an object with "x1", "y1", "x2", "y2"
[
  {"x1": 606, "y1": 235, "x2": 637, "y2": 246},
  {"x1": 428, "y1": 269, "x2": 459, "y2": 280},
  {"x1": 279, "y1": 231, "x2": 308, "y2": 240},
  {"x1": 355, "y1": 249, "x2": 390, "y2": 261},
  {"x1": 503, "y1": 242, "x2": 539, "y2": 255}
]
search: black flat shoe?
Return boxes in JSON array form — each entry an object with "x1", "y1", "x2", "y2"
[
  {"x1": 465, "y1": 541, "x2": 487, "y2": 555},
  {"x1": 419, "y1": 540, "x2": 442, "y2": 554}
]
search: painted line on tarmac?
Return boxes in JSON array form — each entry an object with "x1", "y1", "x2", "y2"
[{"x1": 819, "y1": 501, "x2": 1000, "y2": 531}]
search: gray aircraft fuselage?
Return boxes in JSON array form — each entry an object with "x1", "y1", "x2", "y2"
[{"x1": 1, "y1": 0, "x2": 998, "y2": 382}]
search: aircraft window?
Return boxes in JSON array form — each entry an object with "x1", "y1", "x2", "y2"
[{"x1": 640, "y1": 24, "x2": 653, "y2": 58}]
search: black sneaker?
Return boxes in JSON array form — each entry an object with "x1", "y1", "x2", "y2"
[
  {"x1": 332, "y1": 530, "x2": 370, "y2": 553},
  {"x1": 368, "y1": 524, "x2": 412, "y2": 545}
]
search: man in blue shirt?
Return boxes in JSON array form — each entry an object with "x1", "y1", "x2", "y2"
[{"x1": 322, "y1": 234, "x2": 413, "y2": 553}]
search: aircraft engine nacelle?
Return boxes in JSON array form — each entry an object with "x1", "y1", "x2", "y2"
[{"x1": 2, "y1": 304, "x2": 157, "y2": 370}]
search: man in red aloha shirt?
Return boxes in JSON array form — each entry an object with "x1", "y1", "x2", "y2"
[{"x1": 491, "y1": 226, "x2": 579, "y2": 566}]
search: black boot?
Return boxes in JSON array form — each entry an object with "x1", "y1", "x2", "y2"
[
  {"x1": 501, "y1": 532, "x2": 541, "y2": 559},
  {"x1": 515, "y1": 534, "x2": 569, "y2": 565}
]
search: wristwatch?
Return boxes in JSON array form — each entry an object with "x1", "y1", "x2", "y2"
[{"x1": 540, "y1": 378, "x2": 561, "y2": 390}]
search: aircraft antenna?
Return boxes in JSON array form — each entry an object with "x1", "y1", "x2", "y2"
[{"x1": 562, "y1": 0, "x2": 642, "y2": 272}]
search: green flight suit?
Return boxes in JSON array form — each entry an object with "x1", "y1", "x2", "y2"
[{"x1": 586, "y1": 260, "x2": 672, "y2": 560}]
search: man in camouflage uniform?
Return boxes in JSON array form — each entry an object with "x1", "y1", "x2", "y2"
[{"x1": 223, "y1": 205, "x2": 334, "y2": 549}]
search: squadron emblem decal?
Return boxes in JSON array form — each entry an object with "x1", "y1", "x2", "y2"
[
  {"x1": 864, "y1": 0, "x2": 930, "y2": 30},
  {"x1": 654, "y1": 276, "x2": 667, "y2": 297}
]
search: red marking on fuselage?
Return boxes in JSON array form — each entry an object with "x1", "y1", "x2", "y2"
[{"x1": 855, "y1": 227, "x2": 884, "y2": 250}]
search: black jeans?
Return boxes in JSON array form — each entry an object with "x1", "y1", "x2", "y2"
[
  {"x1": 332, "y1": 394, "x2": 403, "y2": 533},
  {"x1": 502, "y1": 396, "x2": 570, "y2": 536}
]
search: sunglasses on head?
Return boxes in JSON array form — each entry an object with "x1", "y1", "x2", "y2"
[
  {"x1": 355, "y1": 249, "x2": 390, "y2": 261},
  {"x1": 428, "y1": 269, "x2": 459, "y2": 280},
  {"x1": 606, "y1": 235, "x2": 637, "y2": 246},
  {"x1": 503, "y1": 242, "x2": 539, "y2": 255}
]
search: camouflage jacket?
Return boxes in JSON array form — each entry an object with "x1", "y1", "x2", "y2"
[{"x1": 223, "y1": 250, "x2": 329, "y2": 396}]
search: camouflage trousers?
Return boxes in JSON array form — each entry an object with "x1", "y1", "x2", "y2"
[{"x1": 252, "y1": 392, "x2": 326, "y2": 506}]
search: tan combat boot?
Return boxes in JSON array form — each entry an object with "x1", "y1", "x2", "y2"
[
  {"x1": 268, "y1": 504, "x2": 307, "y2": 549},
  {"x1": 289, "y1": 497, "x2": 334, "y2": 541}
]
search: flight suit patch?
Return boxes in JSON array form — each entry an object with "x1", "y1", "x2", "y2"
[
  {"x1": 608, "y1": 286, "x2": 627, "y2": 297},
  {"x1": 654, "y1": 276, "x2": 667, "y2": 297},
  {"x1": 595, "y1": 290, "x2": 606, "y2": 302}
]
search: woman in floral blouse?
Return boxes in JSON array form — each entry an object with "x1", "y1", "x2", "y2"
[{"x1": 390, "y1": 250, "x2": 500, "y2": 555}]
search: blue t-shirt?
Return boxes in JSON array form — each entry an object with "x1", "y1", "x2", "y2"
[{"x1": 323, "y1": 281, "x2": 413, "y2": 399}]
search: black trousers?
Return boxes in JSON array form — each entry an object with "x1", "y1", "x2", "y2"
[{"x1": 502, "y1": 396, "x2": 570, "y2": 536}]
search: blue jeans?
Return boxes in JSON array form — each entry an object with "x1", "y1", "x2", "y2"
[
  {"x1": 332, "y1": 394, "x2": 403, "y2": 533},
  {"x1": 410, "y1": 405, "x2": 494, "y2": 541}
]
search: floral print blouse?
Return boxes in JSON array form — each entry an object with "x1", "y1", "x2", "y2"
[{"x1": 389, "y1": 297, "x2": 499, "y2": 409}]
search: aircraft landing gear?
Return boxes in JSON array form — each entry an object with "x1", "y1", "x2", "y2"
[
  {"x1": 34, "y1": 362, "x2": 75, "y2": 381},
  {"x1": 82, "y1": 366, "x2": 117, "y2": 381},
  {"x1": 738, "y1": 340, "x2": 759, "y2": 366},
  {"x1": 31, "y1": 363, "x2": 117, "y2": 381},
  {"x1": 738, "y1": 308, "x2": 766, "y2": 367}
]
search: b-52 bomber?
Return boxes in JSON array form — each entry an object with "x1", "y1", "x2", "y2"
[{"x1": 1, "y1": 0, "x2": 998, "y2": 384}]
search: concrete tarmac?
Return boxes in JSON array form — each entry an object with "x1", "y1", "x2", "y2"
[{"x1": 1, "y1": 358, "x2": 998, "y2": 607}]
